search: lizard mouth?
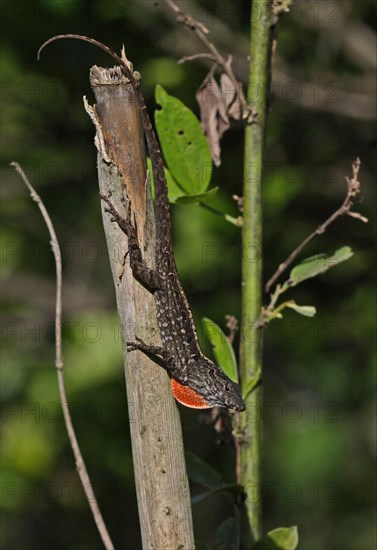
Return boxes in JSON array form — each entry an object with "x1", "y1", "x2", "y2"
[{"x1": 227, "y1": 397, "x2": 246, "y2": 412}]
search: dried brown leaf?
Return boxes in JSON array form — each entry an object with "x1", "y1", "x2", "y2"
[{"x1": 196, "y1": 76, "x2": 230, "y2": 166}]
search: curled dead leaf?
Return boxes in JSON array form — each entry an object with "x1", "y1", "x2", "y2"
[{"x1": 196, "y1": 75, "x2": 230, "y2": 167}]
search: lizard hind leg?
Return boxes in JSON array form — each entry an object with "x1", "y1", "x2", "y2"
[
  {"x1": 126, "y1": 337, "x2": 176, "y2": 374},
  {"x1": 99, "y1": 193, "x2": 134, "y2": 238},
  {"x1": 126, "y1": 336, "x2": 167, "y2": 357}
]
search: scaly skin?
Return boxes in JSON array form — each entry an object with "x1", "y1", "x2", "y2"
[{"x1": 39, "y1": 34, "x2": 245, "y2": 412}]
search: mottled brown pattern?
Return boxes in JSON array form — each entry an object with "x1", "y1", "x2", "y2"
[{"x1": 67, "y1": 35, "x2": 245, "y2": 411}]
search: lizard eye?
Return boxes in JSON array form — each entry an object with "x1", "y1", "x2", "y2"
[{"x1": 225, "y1": 384, "x2": 230, "y2": 392}]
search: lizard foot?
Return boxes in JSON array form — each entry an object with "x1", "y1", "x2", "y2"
[
  {"x1": 99, "y1": 193, "x2": 134, "y2": 236},
  {"x1": 126, "y1": 337, "x2": 165, "y2": 356}
]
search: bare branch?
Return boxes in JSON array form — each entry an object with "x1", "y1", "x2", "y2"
[
  {"x1": 232, "y1": 194, "x2": 244, "y2": 213},
  {"x1": 11, "y1": 162, "x2": 115, "y2": 550},
  {"x1": 225, "y1": 315, "x2": 239, "y2": 345},
  {"x1": 163, "y1": 0, "x2": 254, "y2": 123},
  {"x1": 265, "y1": 158, "x2": 368, "y2": 293},
  {"x1": 154, "y1": 2, "x2": 376, "y2": 121},
  {"x1": 346, "y1": 210, "x2": 369, "y2": 223},
  {"x1": 177, "y1": 52, "x2": 217, "y2": 65}
]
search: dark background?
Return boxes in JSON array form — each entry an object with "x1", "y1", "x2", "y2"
[{"x1": 1, "y1": 1, "x2": 376, "y2": 549}]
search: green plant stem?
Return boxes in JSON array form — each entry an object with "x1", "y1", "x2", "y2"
[
  {"x1": 199, "y1": 201, "x2": 243, "y2": 226},
  {"x1": 240, "y1": 0, "x2": 273, "y2": 542}
]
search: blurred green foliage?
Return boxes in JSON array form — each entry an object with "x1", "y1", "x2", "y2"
[{"x1": 1, "y1": 1, "x2": 375, "y2": 549}]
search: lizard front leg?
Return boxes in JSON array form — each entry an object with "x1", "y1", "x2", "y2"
[
  {"x1": 127, "y1": 338, "x2": 213, "y2": 409},
  {"x1": 127, "y1": 336, "x2": 173, "y2": 364},
  {"x1": 127, "y1": 336, "x2": 178, "y2": 376},
  {"x1": 100, "y1": 193, "x2": 161, "y2": 292}
]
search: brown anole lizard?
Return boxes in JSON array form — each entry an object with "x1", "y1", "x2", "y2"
[{"x1": 38, "y1": 35, "x2": 245, "y2": 412}]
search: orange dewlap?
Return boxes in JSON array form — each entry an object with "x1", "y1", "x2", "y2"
[{"x1": 171, "y1": 378, "x2": 213, "y2": 409}]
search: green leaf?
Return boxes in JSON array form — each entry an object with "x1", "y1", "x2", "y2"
[
  {"x1": 215, "y1": 518, "x2": 239, "y2": 550},
  {"x1": 147, "y1": 158, "x2": 184, "y2": 201},
  {"x1": 202, "y1": 318, "x2": 238, "y2": 383},
  {"x1": 191, "y1": 483, "x2": 243, "y2": 505},
  {"x1": 185, "y1": 452, "x2": 223, "y2": 489},
  {"x1": 155, "y1": 84, "x2": 212, "y2": 194},
  {"x1": 185, "y1": 454, "x2": 244, "y2": 504},
  {"x1": 242, "y1": 367, "x2": 261, "y2": 400},
  {"x1": 286, "y1": 302, "x2": 316, "y2": 317},
  {"x1": 289, "y1": 246, "x2": 353, "y2": 286},
  {"x1": 164, "y1": 166, "x2": 186, "y2": 201},
  {"x1": 252, "y1": 526, "x2": 299, "y2": 550},
  {"x1": 147, "y1": 159, "x2": 218, "y2": 204},
  {"x1": 173, "y1": 187, "x2": 219, "y2": 205}
]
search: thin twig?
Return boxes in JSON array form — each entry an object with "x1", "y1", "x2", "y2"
[
  {"x1": 265, "y1": 158, "x2": 368, "y2": 292},
  {"x1": 232, "y1": 195, "x2": 244, "y2": 213},
  {"x1": 163, "y1": 0, "x2": 254, "y2": 122},
  {"x1": 177, "y1": 53, "x2": 217, "y2": 65},
  {"x1": 164, "y1": 0, "x2": 230, "y2": 71},
  {"x1": 199, "y1": 201, "x2": 243, "y2": 226},
  {"x1": 258, "y1": 283, "x2": 291, "y2": 328},
  {"x1": 11, "y1": 162, "x2": 115, "y2": 550},
  {"x1": 225, "y1": 315, "x2": 239, "y2": 345}
]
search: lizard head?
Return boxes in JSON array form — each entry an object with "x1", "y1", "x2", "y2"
[{"x1": 171, "y1": 357, "x2": 246, "y2": 412}]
